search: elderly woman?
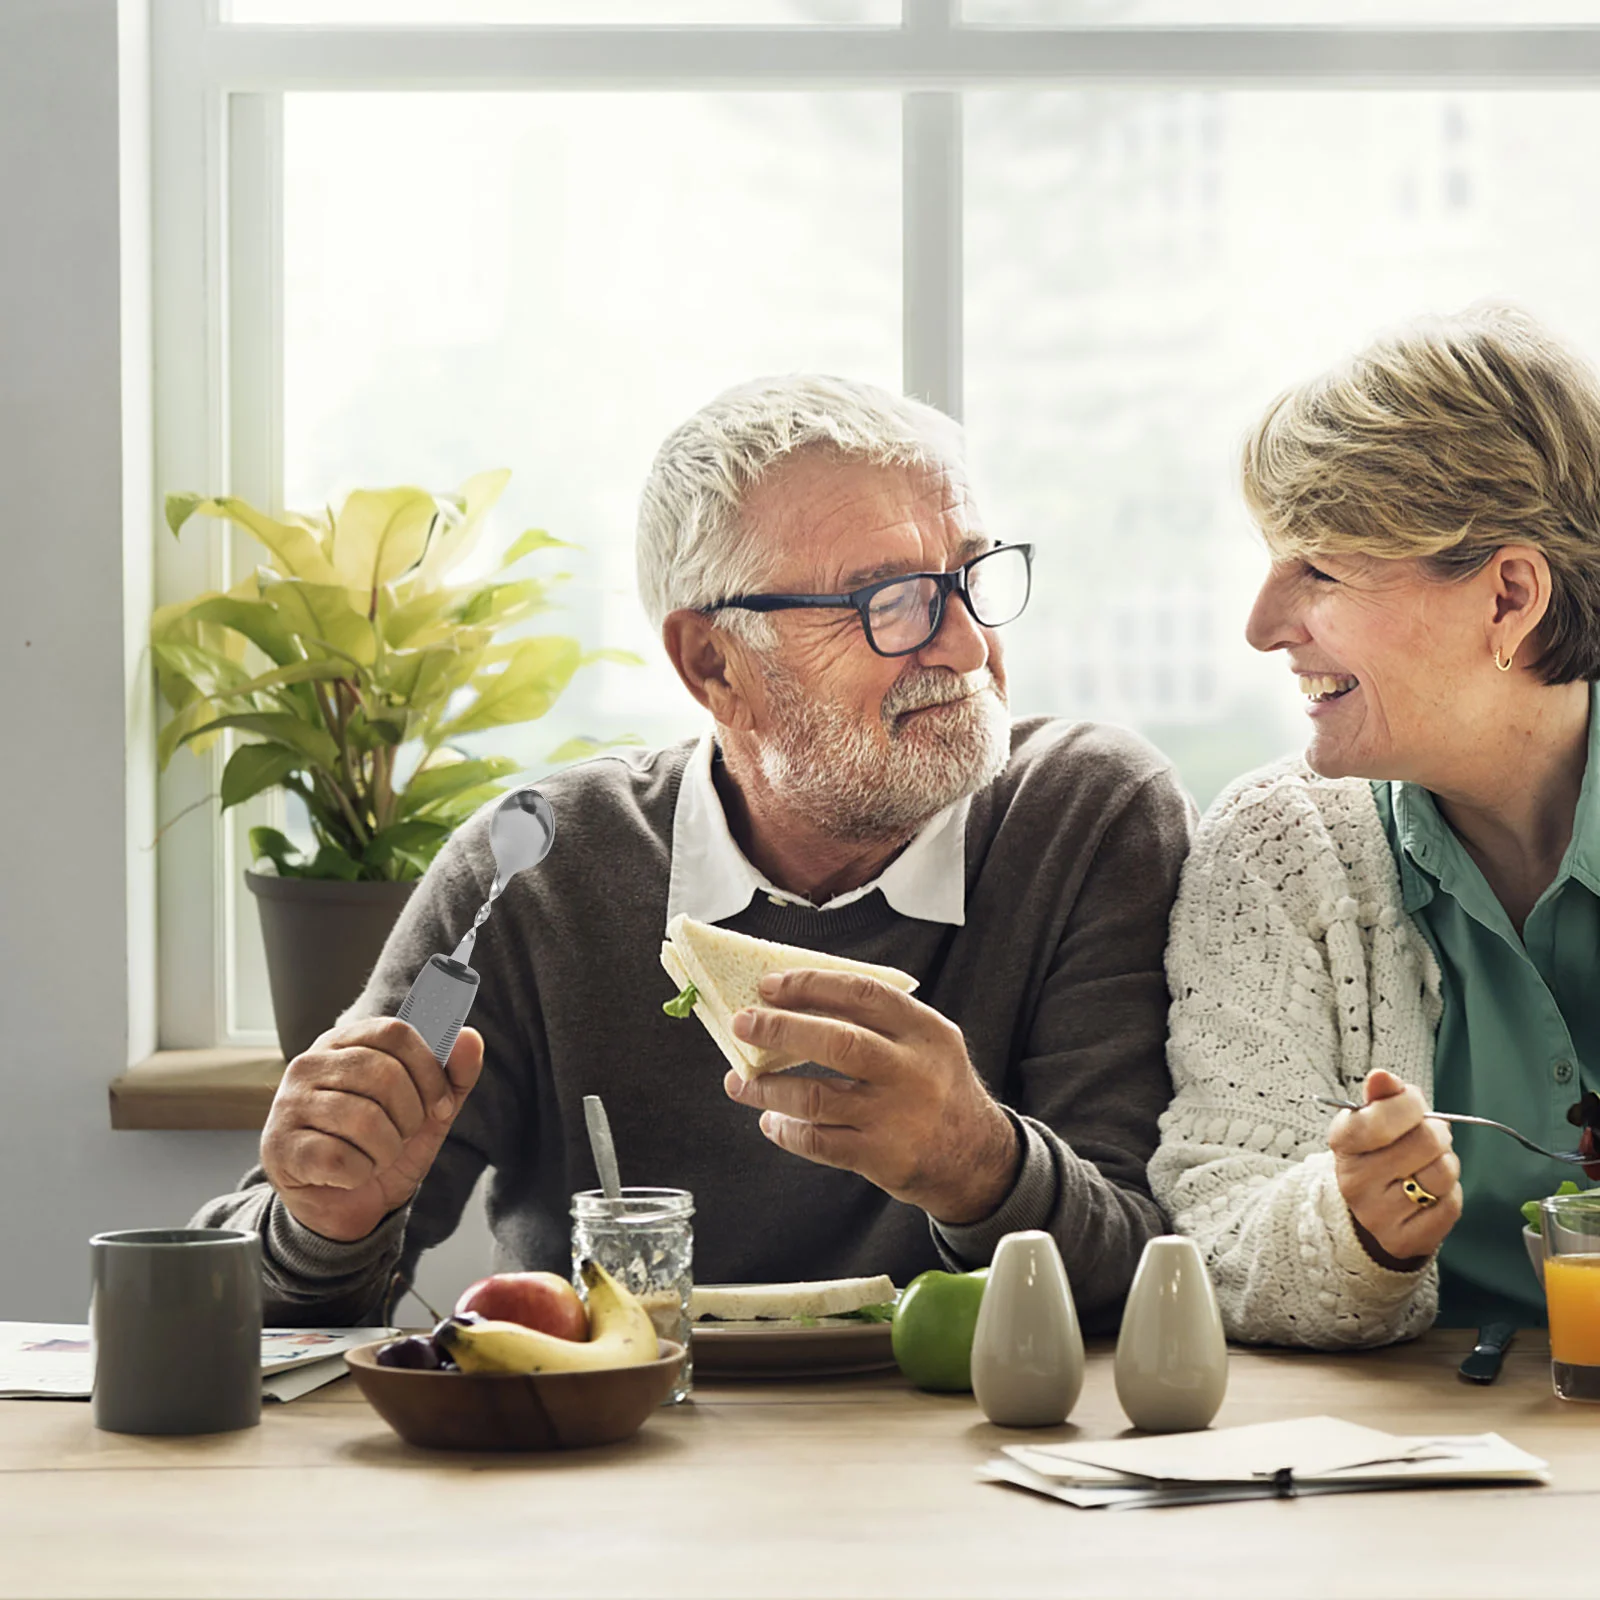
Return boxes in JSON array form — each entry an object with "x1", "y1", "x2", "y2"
[{"x1": 1152, "y1": 304, "x2": 1600, "y2": 1347}]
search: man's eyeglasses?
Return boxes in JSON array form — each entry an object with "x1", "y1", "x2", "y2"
[{"x1": 700, "y1": 542, "x2": 1034, "y2": 659}]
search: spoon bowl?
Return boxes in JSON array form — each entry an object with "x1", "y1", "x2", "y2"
[
  {"x1": 489, "y1": 788, "x2": 556, "y2": 889},
  {"x1": 447, "y1": 785, "x2": 557, "y2": 964}
]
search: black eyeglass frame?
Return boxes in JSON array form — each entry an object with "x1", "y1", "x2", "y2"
[{"x1": 700, "y1": 542, "x2": 1034, "y2": 659}]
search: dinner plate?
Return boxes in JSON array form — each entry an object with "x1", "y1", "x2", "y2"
[{"x1": 690, "y1": 1318, "x2": 896, "y2": 1379}]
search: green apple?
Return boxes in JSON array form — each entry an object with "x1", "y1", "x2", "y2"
[{"x1": 891, "y1": 1267, "x2": 989, "y2": 1393}]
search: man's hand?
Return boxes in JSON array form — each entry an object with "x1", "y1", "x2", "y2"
[
  {"x1": 723, "y1": 968, "x2": 1019, "y2": 1225},
  {"x1": 1330, "y1": 1068, "x2": 1463, "y2": 1270},
  {"x1": 261, "y1": 1018, "x2": 484, "y2": 1243}
]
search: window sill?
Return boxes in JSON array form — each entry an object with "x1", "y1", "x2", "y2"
[{"x1": 110, "y1": 1048, "x2": 284, "y2": 1131}]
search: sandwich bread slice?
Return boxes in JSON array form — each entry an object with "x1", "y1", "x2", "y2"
[
  {"x1": 691, "y1": 1275, "x2": 898, "y2": 1323},
  {"x1": 659, "y1": 913, "x2": 917, "y2": 1081}
]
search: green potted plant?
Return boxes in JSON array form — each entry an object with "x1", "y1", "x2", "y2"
[{"x1": 155, "y1": 470, "x2": 616, "y2": 1060}]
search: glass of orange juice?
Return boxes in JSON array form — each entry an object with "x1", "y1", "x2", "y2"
[{"x1": 1540, "y1": 1193, "x2": 1600, "y2": 1401}]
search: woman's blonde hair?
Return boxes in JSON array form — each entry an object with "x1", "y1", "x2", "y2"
[{"x1": 1242, "y1": 303, "x2": 1600, "y2": 684}]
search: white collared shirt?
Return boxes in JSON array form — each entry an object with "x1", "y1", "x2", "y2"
[{"x1": 665, "y1": 732, "x2": 969, "y2": 927}]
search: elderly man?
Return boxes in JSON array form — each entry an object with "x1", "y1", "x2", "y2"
[{"x1": 194, "y1": 376, "x2": 1192, "y2": 1332}]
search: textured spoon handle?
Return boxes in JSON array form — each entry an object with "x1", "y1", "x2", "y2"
[{"x1": 397, "y1": 954, "x2": 480, "y2": 1067}]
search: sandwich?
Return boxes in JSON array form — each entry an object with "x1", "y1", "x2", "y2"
[
  {"x1": 691, "y1": 1275, "x2": 898, "y2": 1324},
  {"x1": 659, "y1": 912, "x2": 918, "y2": 1081}
]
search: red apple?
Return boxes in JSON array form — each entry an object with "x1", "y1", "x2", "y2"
[{"x1": 453, "y1": 1272, "x2": 589, "y2": 1341}]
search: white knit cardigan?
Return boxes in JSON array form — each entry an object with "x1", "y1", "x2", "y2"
[{"x1": 1150, "y1": 755, "x2": 1446, "y2": 1349}]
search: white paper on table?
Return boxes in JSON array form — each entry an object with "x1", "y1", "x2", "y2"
[
  {"x1": 978, "y1": 1456, "x2": 1420, "y2": 1510},
  {"x1": 1010, "y1": 1415, "x2": 1456, "y2": 1485},
  {"x1": 0, "y1": 1322, "x2": 395, "y2": 1402},
  {"x1": 978, "y1": 1456, "x2": 1322, "y2": 1509},
  {"x1": 981, "y1": 1416, "x2": 1549, "y2": 1510},
  {"x1": 261, "y1": 1355, "x2": 361, "y2": 1403},
  {"x1": 0, "y1": 1324, "x2": 93, "y2": 1398},
  {"x1": 1001, "y1": 1448, "x2": 1145, "y2": 1485},
  {"x1": 1324, "y1": 1433, "x2": 1549, "y2": 1484},
  {"x1": 256, "y1": 1327, "x2": 397, "y2": 1375},
  {"x1": 979, "y1": 1458, "x2": 1159, "y2": 1509},
  {"x1": 981, "y1": 1441, "x2": 1547, "y2": 1510}
]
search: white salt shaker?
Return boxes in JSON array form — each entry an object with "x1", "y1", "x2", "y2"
[
  {"x1": 1114, "y1": 1234, "x2": 1228, "y2": 1433},
  {"x1": 970, "y1": 1230, "x2": 1084, "y2": 1427}
]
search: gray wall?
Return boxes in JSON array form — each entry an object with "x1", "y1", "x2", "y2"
[{"x1": 0, "y1": 0, "x2": 491, "y2": 1323}]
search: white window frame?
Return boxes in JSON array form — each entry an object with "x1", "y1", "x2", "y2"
[{"x1": 149, "y1": 0, "x2": 1600, "y2": 1047}]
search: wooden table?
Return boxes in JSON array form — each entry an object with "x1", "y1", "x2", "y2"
[{"x1": 3, "y1": 1330, "x2": 1596, "y2": 1599}]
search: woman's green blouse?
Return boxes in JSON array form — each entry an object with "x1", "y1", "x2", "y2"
[{"x1": 1374, "y1": 683, "x2": 1600, "y2": 1328}]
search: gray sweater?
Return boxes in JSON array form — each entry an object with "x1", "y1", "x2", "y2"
[{"x1": 193, "y1": 717, "x2": 1192, "y2": 1334}]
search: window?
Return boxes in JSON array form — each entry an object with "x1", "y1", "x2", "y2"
[
  {"x1": 232, "y1": 1, "x2": 897, "y2": 21},
  {"x1": 151, "y1": 1, "x2": 1600, "y2": 1045},
  {"x1": 280, "y1": 92, "x2": 900, "y2": 773},
  {"x1": 967, "y1": 87, "x2": 1600, "y2": 799},
  {"x1": 968, "y1": 0, "x2": 1600, "y2": 17}
]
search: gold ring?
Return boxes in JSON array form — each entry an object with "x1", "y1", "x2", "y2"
[{"x1": 1402, "y1": 1176, "x2": 1439, "y2": 1209}]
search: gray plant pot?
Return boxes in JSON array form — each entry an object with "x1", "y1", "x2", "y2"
[{"x1": 245, "y1": 871, "x2": 417, "y2": 1063}]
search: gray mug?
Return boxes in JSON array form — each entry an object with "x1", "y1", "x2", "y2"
[{"x1": 90, "y1": 1228, "x2": 262, "y2": 1435}]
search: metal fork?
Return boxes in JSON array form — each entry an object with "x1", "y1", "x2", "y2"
[{"x1": 1313, "y1": 1095, "x2": 1596, "y2": 1166}]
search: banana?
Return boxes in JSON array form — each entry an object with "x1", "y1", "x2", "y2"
[
  {"x1": 436, "y1": 1260, "x2": 661, "y2": 1375},
  {"x1": 579, "y1": 1257, "x2": 664, "y2": 1351}
]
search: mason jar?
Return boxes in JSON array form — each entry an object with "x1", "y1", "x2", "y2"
[{"x1": 571, "y1": 1187, "x2": 694, "y2": 1403}]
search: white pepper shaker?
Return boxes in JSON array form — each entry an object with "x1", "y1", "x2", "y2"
[
  {"x1": 970, "y1": 1230, "x2": 1084, "y2": 1427},
  {"x1": 1114, "y1": 1234, "x2": 1228, "y2": 1433}
]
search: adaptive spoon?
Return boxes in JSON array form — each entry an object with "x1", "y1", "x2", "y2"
[{"x1": 396, "y1": 786, "x2": 556, "y2": 1065}]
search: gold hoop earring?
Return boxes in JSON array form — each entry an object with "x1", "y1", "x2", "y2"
[{"x1": 1494, "y1": 646, "x2": 1514, "y2": 673}]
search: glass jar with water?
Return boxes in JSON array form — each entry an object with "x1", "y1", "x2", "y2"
[{"x1": 571, "y1": 1187, "x2": 694, "y2": 1403}]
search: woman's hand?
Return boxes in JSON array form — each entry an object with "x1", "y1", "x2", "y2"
[{"x1": 1329, "y1": 1068, "x2": 1463, "y2": 1270}]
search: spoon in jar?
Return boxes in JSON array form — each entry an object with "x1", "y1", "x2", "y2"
[
  {"x1": 583, "y1": 1094, "x2": 623, "y2": 1201},
  {"x1": 1313, "y1": 1095, "x2": 1596, "y2": 1166}
]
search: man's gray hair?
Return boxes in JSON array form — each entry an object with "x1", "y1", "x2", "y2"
[{"x1": 636, "y1": 374, "x2": 967, "y2": 643}]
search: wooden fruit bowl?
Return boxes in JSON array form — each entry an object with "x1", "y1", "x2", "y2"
[{"x1": 344, "y1": 1339, "x2": 685, "y2": 1451}]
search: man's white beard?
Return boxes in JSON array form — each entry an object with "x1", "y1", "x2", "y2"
[{"x1": 755, "y1": 663, "x2": 1012, "y2": 843}]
